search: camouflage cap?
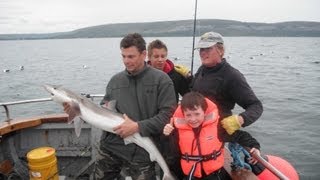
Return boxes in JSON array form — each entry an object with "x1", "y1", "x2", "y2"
[{"x1": 196, "y1": 32, "x2": 224, "y2": 49}]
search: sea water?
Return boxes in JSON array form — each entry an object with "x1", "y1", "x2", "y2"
[{"x1": 1, "y1": 37, "x2": 320, "y2": 179}]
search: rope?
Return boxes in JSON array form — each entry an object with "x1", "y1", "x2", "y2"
[{"x1": 228, "y1": 143, "x2": 252, "y2": 171}]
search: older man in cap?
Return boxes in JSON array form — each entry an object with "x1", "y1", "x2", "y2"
[{"x1": 191, "y1": 31, "x2": 263, "y2": 135}]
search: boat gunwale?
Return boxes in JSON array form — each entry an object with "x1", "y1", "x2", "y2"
[{"x1": 0, "y1": 113, "x2": 68, "y2": 136}]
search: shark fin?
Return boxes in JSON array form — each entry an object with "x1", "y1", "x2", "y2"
[
  {"x1": 106, "y1": 100, "x2": 117, "y2": 112},
  {"x1": 74, "y1": 117, "x2": 84, "y2": 137},
  {"x1": 67, "y1": 101, "x2": 81, "y2": 124},
  {"x1": 149, "y1": 152, "x2": 156, "y2": 161},
  {"x1": 162, "y1": 173, "x2": 174, "y2": 180},
  {"x1": 123, "y1": 136, "x2": 134, "y2": 145},
  {"x1": 123, "y1": 137, "x2": 132, "y2": 145}
]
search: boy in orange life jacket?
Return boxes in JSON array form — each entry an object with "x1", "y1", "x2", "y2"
[{"x1": 164, "y1": 92, "x2": 261, "y2": 180}]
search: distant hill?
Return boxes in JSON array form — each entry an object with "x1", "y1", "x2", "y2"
[{"x1": 1, "y1": 19, "x2": 320, "y2": 40}]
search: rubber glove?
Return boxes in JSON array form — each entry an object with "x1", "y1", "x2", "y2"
[
  {"x1": 174, "y1": 65, "x2": 191, "y2": 78},
  {"x1": 221, "y1": 115, "x2": 241, "y2": 135}
]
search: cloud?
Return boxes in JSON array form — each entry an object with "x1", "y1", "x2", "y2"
[{"x1": 0, "y1": 0, "x2": 320, "y2": 34}]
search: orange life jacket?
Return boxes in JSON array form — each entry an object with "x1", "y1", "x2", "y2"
[{"x1": 172, "y1": 98, "x2": 224, "y2": 178}]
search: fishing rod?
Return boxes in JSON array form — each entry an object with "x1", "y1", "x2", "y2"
[
  {"x1": 190, "y1": 0, "x2": 198, "y2": 75},
  {"x1": 250, "y1": 149, "x2": 290, "y2": 180}
]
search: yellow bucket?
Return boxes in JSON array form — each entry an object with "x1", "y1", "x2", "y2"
[{"x1": 27, "y1": 147, "x2": 59, "y2": 180}]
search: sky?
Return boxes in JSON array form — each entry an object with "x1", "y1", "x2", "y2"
[{"x1": 0, "y1": 0, "x2": 319, "y2": 34}]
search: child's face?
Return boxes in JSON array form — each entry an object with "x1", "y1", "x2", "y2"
[{"x1": 183, "y1": 106, "x2": 205, "y2": 128}]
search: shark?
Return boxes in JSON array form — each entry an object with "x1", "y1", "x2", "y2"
[{"x1": 43, "y1": 84, "x2": 175, "y2": 180}]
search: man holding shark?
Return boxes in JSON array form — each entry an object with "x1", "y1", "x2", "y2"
[{"x1": 64, "y1": 33, "x2": 177, "y2": 179}]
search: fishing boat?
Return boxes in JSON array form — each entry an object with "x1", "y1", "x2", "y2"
[
  {"x1": 0, "y1": 96, "x2": 251, "y2": 180},
  {"x1": 1, "y1": 95, "x2": 294, "y2": 180}
]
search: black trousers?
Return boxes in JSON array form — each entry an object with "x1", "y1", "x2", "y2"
[
  {"x1": 183, "y1": 168, "x2": 232, "y2": 180},
  {"x1": 93, "y1": 147, "x2": 156, "y2": 180}
]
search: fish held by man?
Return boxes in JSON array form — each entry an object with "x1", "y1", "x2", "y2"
[{"x1": 43, "y1": 84, "x2": 175, "y2": 180}]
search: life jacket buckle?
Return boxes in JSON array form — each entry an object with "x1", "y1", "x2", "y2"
[
  {"x1": 184, "y1": 153, "x2": 189, "y2": 162},
  {"x1": 211, "y1": 150, "x2": 217, "y2": 160}
]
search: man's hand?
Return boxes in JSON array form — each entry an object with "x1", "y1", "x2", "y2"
[
  {"x1": 174, "y1": 65, "x2": 191, "y2": 78},
  {"x1": 221, "y1": 115, "x2": 242, "y2": 135},
  {"x1": 113, "y1": 114, "x2": 139, "y2": 138},
  {"x1": 248, "y1": 148, "x2": 261, "y2": 165},
  {"x1": 163, "y1": 123, "x2": 174, "y2": 136}
]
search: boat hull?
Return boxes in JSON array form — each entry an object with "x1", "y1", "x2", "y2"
[{"x1": 0, "y1": 114, "x2": 257, "y2": 179}]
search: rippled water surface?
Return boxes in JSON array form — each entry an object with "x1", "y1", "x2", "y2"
[{"x1": 1, "y1": 37, "x2": 319, "y2": 179}]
